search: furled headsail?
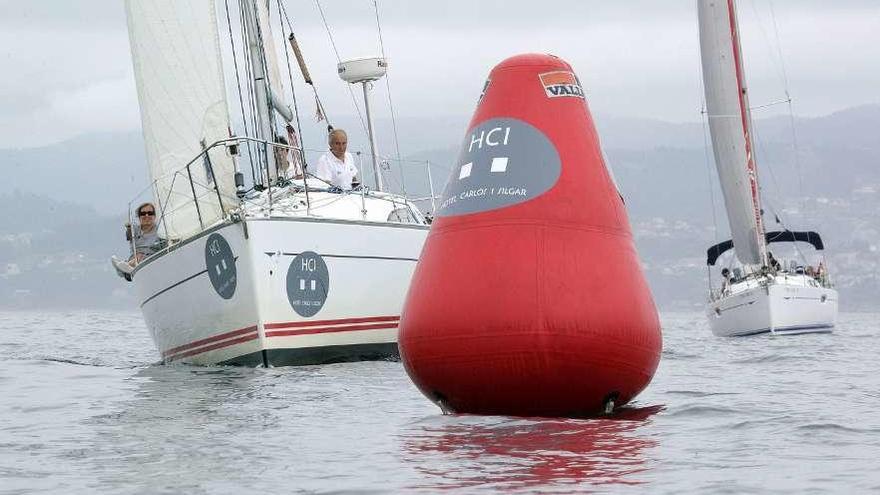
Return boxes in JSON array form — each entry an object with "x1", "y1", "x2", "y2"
[
  {"x1": 125, "y1": 0, "x2": 238, "y2": 239},
  {"x1": 698, "y1": 0, "x2": 767, "y2": 266}
]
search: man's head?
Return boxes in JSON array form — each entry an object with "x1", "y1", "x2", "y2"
[
  {"x1": 328, "y1": 129, "x2": 348, "y2": 159},
  {"x1": 721, "y1": 268, "x2": 730, "y2": 278},
  {"x1": 136, "y1": 202, "x2": 157, "y2": 231}
]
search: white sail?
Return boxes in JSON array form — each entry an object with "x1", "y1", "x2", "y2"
[
  {"x1": 698, "y1": 0, "x2": 767, "y2": 266},
  {"x1": 125, "y1": 0, "x2": 238, "y2": 239},
  {"x1": 256, "y1": 1, "x2": 287, "y2": 111}
]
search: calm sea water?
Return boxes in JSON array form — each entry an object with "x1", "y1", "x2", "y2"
[{"x1": 1, "y1": 311, "x2": 878, "y2": 494}]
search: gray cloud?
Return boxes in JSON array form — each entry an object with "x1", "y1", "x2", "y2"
[
  {"x1": 0, "y1": 0, "x2": 877, "y2": 149},
  {"x1": 0, "y1": 0, "x2": 126, "y2": 28},
  {"x1": 298, "y1": 0, "x2": 877, "y2": 29}
]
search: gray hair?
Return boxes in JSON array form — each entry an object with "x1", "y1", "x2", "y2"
[{"x1": 328, "y1": 129, "x2": 347, "y2": 144}]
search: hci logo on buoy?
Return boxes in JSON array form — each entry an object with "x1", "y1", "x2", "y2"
[
  {"x1": 286, "y1": 251, "x2": 329, "y2": 317},
  {"x1": 205, "y1": 233, "x2": 236, "y2": 299},
  {"x1": 436, "y1": 117, "x2": 561, "y2": 217}
]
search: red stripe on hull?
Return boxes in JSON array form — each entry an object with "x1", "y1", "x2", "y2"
[
  {"x1": 264, "y1": 315, "x2": 399, "y2": 330},
  {"x1": 160, "y1": 316, "x2": 400, "y2": 362},
  {"x1": 163, "y1": 325, "x2": 259, "y2": 356},
  {"x1": 165, "y1": 332, "x2": 259, "y2": 361},
  {"x1": 265, "y1": 322, "x2": 398, "y2": 338}
]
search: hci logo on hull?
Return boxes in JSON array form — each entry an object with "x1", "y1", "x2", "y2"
[
  {"x1": 205, "y1": 233, "x2": 237, "y2": 299},
  {"x1": 287, "y1": 251, "x2": 330, "y2": 318}
]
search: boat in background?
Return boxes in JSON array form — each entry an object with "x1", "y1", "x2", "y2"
[
  {"x1": 121, "y1": 0, "x2": 431, "y2": 365},
  {"x1": 697, "y1": 0, "x2": 837, "y2": 336}
]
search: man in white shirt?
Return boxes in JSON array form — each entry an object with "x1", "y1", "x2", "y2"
[{"x1": 315, "y1": 129, "x2": 359, "y2": 190}]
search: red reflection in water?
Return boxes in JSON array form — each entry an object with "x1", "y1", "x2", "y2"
[{"x1": 402, "y1": 405, "x2": 664, "y2": 491}]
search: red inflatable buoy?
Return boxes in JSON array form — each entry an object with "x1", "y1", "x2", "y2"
[{"x1": 398, "y1": 54, "x2": 662, "y2": 417}]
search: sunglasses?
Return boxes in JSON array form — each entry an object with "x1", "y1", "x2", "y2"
[{"x1": 138, "y1": 211, "x2": 156, "y2": 217}]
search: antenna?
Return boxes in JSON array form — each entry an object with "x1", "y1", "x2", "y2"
[{"x1": 338, "y1": 57, "x2": 387, "y2": 191}]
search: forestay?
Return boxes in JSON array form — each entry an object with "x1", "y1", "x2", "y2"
[
  {"x1": 698, "y1": 0, "x2": 767, "y2": 266},
  {"x1": 125, "y1": 0, "x2": 238, "y2": 239}
]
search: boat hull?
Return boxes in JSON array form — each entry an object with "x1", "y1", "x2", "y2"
[
  {"x1": 707, "y1": 280, "x2": 837, "y2": 337},
  {"x1": 132, "y1": 217, "x2": 427, "y2": 366}
]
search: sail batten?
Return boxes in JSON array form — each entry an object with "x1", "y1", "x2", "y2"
[
  {"x1": 125, "y1": 0, "x2": 238, "y2": 239},
  {"x1": 698, "y1": 0, "x2": 767, "y2": 266}
]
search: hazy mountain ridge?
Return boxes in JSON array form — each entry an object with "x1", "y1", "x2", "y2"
[
  {"x1": 0, "y1": 191, "x2": 131, "y2": 308},
  {"x1": 0, "y1": 132, "x2": 148, "y2": 215},
  {"x1": 1, "y1": 105, "x2": 877, "y2": 310}
]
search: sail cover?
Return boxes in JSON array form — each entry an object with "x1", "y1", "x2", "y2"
[
  {"x1": 698, "y1": 0, "x2": 766, "y2": 266},
  {"x1": 706, "y1": 231, "x2": 825, "y2": 266},
  {"x1": 125, "y1": 0, "x2": 238, "y2": 239}
]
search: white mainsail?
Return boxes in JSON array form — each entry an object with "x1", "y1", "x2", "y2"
[
  {"x1": 698, "y1": 0, "x2": 767, "y2": 266},
  {"x1": 125, "y1": 0, "x2": 238, "y2": 239}
]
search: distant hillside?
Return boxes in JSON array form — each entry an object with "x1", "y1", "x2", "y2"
[
  {"x1": 1, "y1": 105, "x2": 878, "y2": 311},
  {"x1": 0, "y1": 132, "x2": 148, "y2": 215},
  {"x1": 4, "y1": 104, "x2": 877, "y2": 213},
  {"x1": 0, "y1": 192, "x2": 133, "y2": 309}
]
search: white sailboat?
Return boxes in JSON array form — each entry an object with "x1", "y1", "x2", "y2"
[
  {"x1": 119, "y1": 0, "x2": 431, "y2": 365},
  {"x1": 697, "y1": 0, "x2": 838, "y2": 336}
]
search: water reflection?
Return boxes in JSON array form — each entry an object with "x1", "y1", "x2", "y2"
[{"x1": 401, "y1": 405, "x2": 663, "y2": 491}]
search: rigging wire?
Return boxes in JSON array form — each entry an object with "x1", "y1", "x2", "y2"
[
  {"x1": 239, "y1": 0, "x2": 264, "y2": 184},
  {"x1": 700, "y1": 105, "x2": 721, "y2": 244},
  {"x1": 278, "y1": 0, "x2": 333, "y2": 131},
  {"x1": 245, "y1": 0, "x2": 282, "y2": 191},
  {"x1": 314, "y1": 0, "x2": 369, "y2": 137},
  {"x1": 749, "y1": 0, "x2": 814, "y2": 262},
  {"x1": 747, "y1": 0, "x2": 785, "y2": 90},
  {"x1": 746, "y1": 0, "x2": 806, "y2": 221},
  {"x1": 750, "y1": 116, "x2": 783, "y2": 206},
  {"x1": 749, "y1": 98, "x2": 790, "y2": 111},
  {"x1": 249, "y1": 0, "x2": 280, "y2": 141},
  {"x1": 224, "y1": 0, "x2": 257, "y2": 183},
  {"x1": 695, "y1": 31, "x2": 720, "y2": 245},
  {"x1": 276, "y1": 0, "x2": 305, "y2": 150},
  {"x1": 372, "y1": 0, "x2": 407, "y2": 196},
  {"x1": 759, "y1": 197, "x2": 809, "y2": 264},
  {"x1": 738, "y1": 1, "x2": 776, "y2": 262},
  {"x1": 768, "y1": 0, "x2": 807, "y2": 215},
  {"x1": 750, "y1": 125, "x2": 810, "y2": 264}
]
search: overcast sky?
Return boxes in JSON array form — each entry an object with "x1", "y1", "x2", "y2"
[{"x1": 0, "y1": 0, "x2": 877, "y2": 148}]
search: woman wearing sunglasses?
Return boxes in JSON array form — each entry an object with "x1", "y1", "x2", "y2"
[
  {"x1": 112, "y1": 202, "x2": 163, "y2": 278},
  {"x1": 129, "y1": 202, "x2": 162, "y2": 265}
]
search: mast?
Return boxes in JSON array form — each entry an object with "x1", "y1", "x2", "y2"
[
  {"x1": 727, "y1": 0, "x2": 767, "y2": 266},
  {"x1": 241, "y1": 0, "x2": 276, "y2": 186},
  {"x1": 361, "y1": 81, "x2": 384, "y2": 192},
  {"x1": 698, "y1": 0, "x2": 768, "y2": 267},
  {"x1": 338, "y1": 57, "x2": 388, "y2": 192}
]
